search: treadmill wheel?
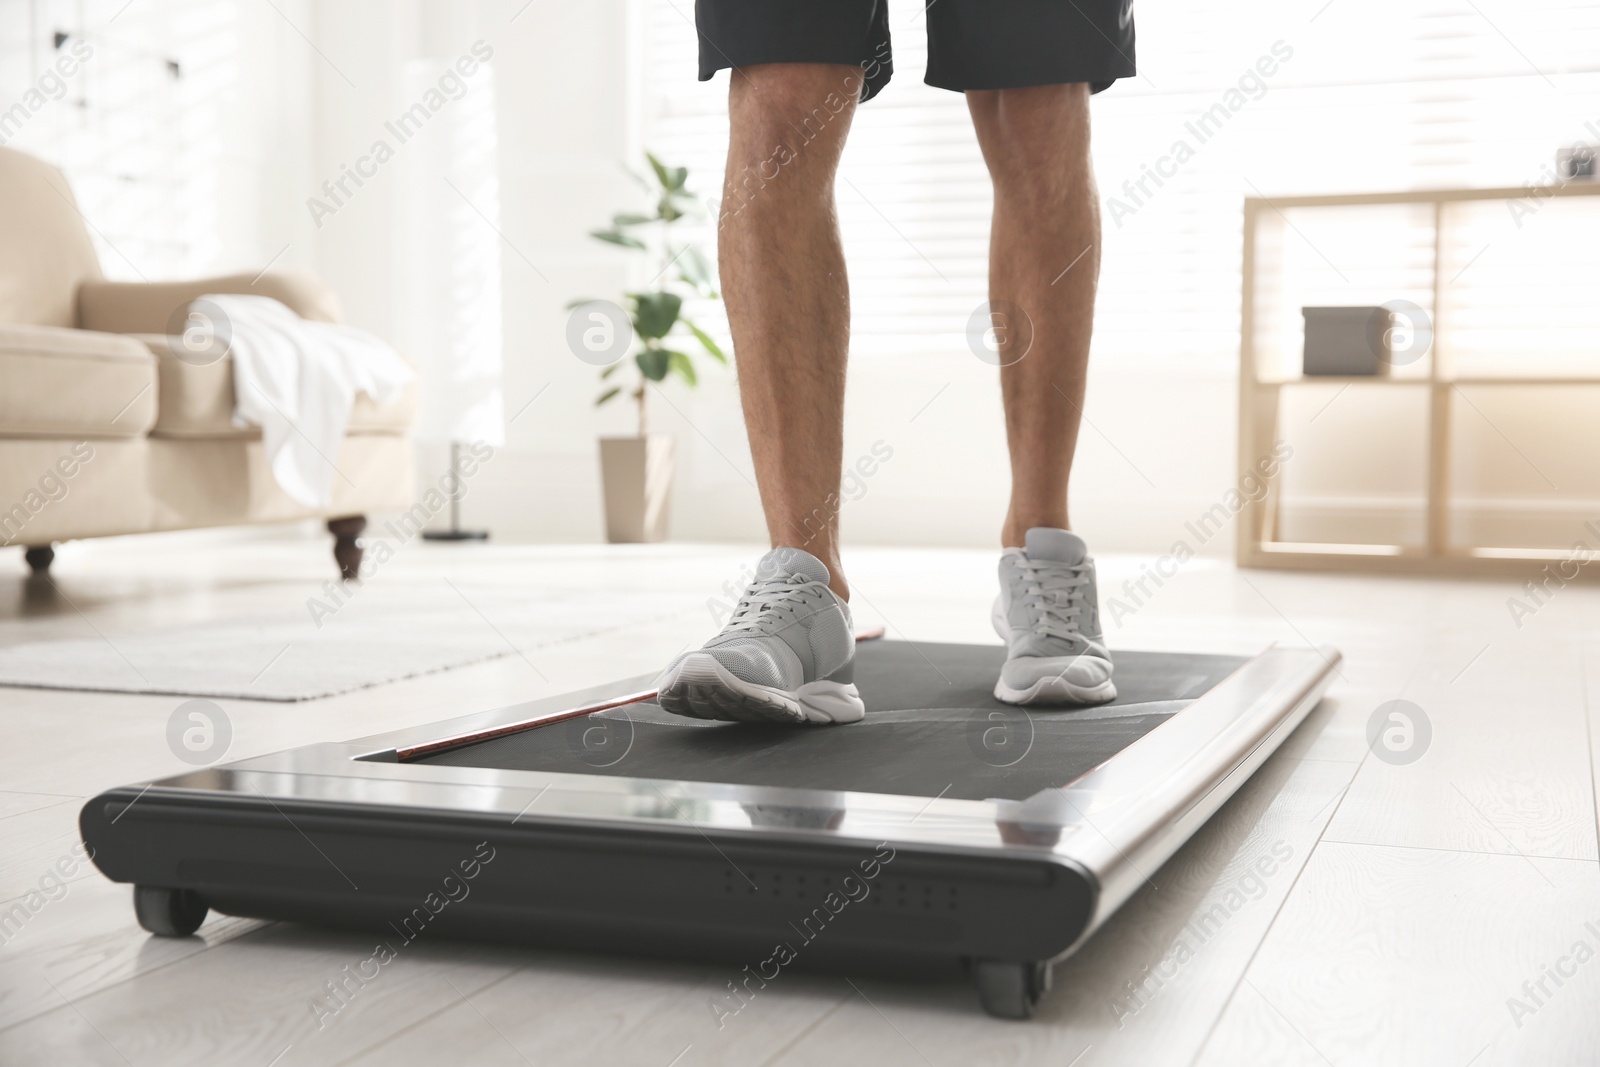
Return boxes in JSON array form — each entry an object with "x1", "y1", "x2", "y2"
[
  {"x1": 133, "y1": 885, "x2": 209, "y2": 937},
  {"x1": 974, "y1": 960, "x2": 1052, "y2": 1019}
]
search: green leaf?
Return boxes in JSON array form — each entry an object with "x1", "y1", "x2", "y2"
[
  {"x1": 629, "y1": 291, "x2": 682, "y2": 340},
  {"x1": 658, "y1": 200, "x2": 683, "y2": 223},
  {"x1": 680, "y1": 318, "x2": 727, "y2": 364},
  {"x1": 595, "y1": 385, "x2": 622, "y2": 406},
  {"x1": 592, "y1": 230, "x2": 646, "y2": 251},
  {"x1": 592, "y1": 229, "x2": 646, "y2": 250},
  {"x1": 612, "y1": 212, "x2": 655, "y2": 227},
  {"x1": 666, "y1": 350, "x2": 697, "y2": 386},
  {"x1": 645, "y1": 152, "x2": 690, "y2": 192},
  {"x1": 646, "y1": 152, "x2": 672, "y2": 191},
  {"x1": 600, "y1": 361, "x2": 621, "y2": 379},
  {"x1": 677, "y1": 246, "x2": 714, "y2": 290},
  {"x1": 636, "y1": 347, "x2": 670, "y2": 381}
]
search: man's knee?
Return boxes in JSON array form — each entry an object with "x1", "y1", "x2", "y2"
[
  {"x1": 978, "y1": 83, "x2": 1092, "y2": 201},
  {"x1": 731, "y1": 63, "x2": 861, "y2": 149}
]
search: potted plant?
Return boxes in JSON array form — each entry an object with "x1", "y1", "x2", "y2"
[{"x1": 578, "y1": 153, "x2": 726, "y2": 543}]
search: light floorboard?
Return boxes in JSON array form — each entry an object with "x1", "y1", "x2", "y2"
[
  {"x1": 0, "y1": 533, "x2": 1595, "y2": 1066},
  {"x1": 1194, "y1": 843, "x2": 1600, "y2": 1067}
]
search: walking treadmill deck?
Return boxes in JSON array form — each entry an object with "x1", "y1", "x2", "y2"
[
  {"x1": 419, "y1": 643, "x2": 1247, "y2": 801},
  {"x1": 79, "y1": 638, "x2": 1338, "y2": 1019}
]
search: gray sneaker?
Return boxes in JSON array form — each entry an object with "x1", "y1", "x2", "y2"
[
  {"x1": 991, "y1": 527, "x2": 1116, "y2": 706},
  {"x1": 657, "y1": 547, "x2": 865, "y2": 725}
]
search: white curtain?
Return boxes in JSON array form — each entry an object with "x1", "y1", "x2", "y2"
[{"x1": 398, "y1": 55, "x2": 506, "y2": 449}]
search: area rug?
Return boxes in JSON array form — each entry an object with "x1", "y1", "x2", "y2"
[{"x1": 0, "y1": 583, "x2": 694, "y2": 702}]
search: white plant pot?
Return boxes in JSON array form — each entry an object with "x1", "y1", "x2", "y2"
[{"x1": 599, "y1": 434, "x2": 674, "y2": 543}]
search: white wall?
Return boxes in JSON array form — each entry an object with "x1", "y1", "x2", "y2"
[
  {"x1": 363, "y1": 1, "x2": 1300, "y2": 558},
  {"x1": 461, "y1": 0, "x2": 647, "y2": 541},
  {"x1": 0, "y1": 0, "x2": 1237, "y2": 557},
  {"x1": 618, "y1": 0, "x2": 1600, "y2": 558},
  {"x1": 295, "y1": 0, "x2": 1241, "y2": 555},
  {"x1": 298, "y1": 0, "x2": 647, "y2": 541},
  {"x1": 33, "y1": 0, "x2": 1582, "y2": 556}
]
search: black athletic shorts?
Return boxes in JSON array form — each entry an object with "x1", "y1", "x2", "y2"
[{"x1": 694, "y1": 0, "x2": 1136, "y2": 103}]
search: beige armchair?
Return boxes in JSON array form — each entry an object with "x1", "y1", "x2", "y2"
[{"x1": 0, "y1": 146, "x2": 415, "y2": 578}]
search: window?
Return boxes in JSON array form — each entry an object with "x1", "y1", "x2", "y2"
[{"x1": 642, "y1": 0, "x2": 1600, "y2": 368}]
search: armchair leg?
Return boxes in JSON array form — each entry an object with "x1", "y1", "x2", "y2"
[
  {"x1": 24, "y1": 545, "x2": 54, "y2": 575},
  {"x1": 327, "y1": 516, "x2": 366, "y2": 581}
]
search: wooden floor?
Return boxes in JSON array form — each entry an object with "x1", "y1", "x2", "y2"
[{"x1": 2, "y1": 530, "x2": 1597, "y2": 1066}]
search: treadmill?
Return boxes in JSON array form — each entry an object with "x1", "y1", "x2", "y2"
[{"x1": 79, "y1": 636, "x2": 1338, "y2": 1018}]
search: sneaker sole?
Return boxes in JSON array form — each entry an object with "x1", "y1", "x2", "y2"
[
  {"x1": 658, "y1": 653, "x2": 866, "y2": 725},
  {"x1": 994, "y1": 675, "x2": 1117, "y2": 707}
]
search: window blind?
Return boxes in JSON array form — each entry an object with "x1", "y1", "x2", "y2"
[{"x1": 642, "y1": 0, "x2": 1600, "y2": 369}]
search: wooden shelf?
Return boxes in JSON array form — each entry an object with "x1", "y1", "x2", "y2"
[
  {"x1": 1240, "y1": 182, "x2": 1600, "y2": 210},
  {"x1": 1258, "y1": 541, "x2": 1409, "y2": 557},
  {"x1": 1432, "y1": 376, "x2": 1600, "y2": 387},
  {"x1": 1257, "y1": 375, "x2": 1600, "y2": 388},
  {"x1": 1237, "y1": 182, "x2": 1600, "y2": 575},
  {"x1": 1256, "y1": 376, "x2": 1428, "y2": 387}
]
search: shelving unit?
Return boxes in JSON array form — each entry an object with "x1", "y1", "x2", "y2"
[{"x1": 1237, "y1": 183, "x2": 1600, "y2": 575}]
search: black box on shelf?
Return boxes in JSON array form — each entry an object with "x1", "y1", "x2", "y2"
[
  {"x1": 1301, "y1": 306, "x2": 1390, "y2": 376},
  {"x1": 1557, "y1": 144, "x2": 1596, "y2": 181}
]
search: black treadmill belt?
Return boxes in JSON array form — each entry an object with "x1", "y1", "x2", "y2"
[{"x1": 419, "y1": 643, "x2": 1248, "y2": 802}]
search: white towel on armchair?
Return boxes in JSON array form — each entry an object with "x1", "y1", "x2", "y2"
[{"x1": 199, "y1": 294, "x2": 414, "y2": 510}]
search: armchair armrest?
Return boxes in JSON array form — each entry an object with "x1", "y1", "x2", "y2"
[{"x1": 76, "y1": 270, "x2": 343, "y2": 334}]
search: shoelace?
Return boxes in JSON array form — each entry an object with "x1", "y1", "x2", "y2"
[
  {"x1": 724, "y1": 573, "x2": 823, "y2": 637},
  {"x1": 1015, "y1": 558, "x2": 1091, "y2": 643}
]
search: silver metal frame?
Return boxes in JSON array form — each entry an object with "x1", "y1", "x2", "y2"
[{"x1": 134, "y1": 642, "x2": 1339, "y2": 959}]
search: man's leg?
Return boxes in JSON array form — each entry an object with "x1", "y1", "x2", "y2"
[
  {"x1": 966, "y1": 83, "x2": 1099, "y2": 548},
  {"x1": 720, "y1": 63, "x2": 860, "y2": 601},
  {"x1": 969, "y1": 83, "x2": 1115, "y2": 706},
  {"x1": 655, "y1": 63, "x2": 868, "y2": 726}
]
